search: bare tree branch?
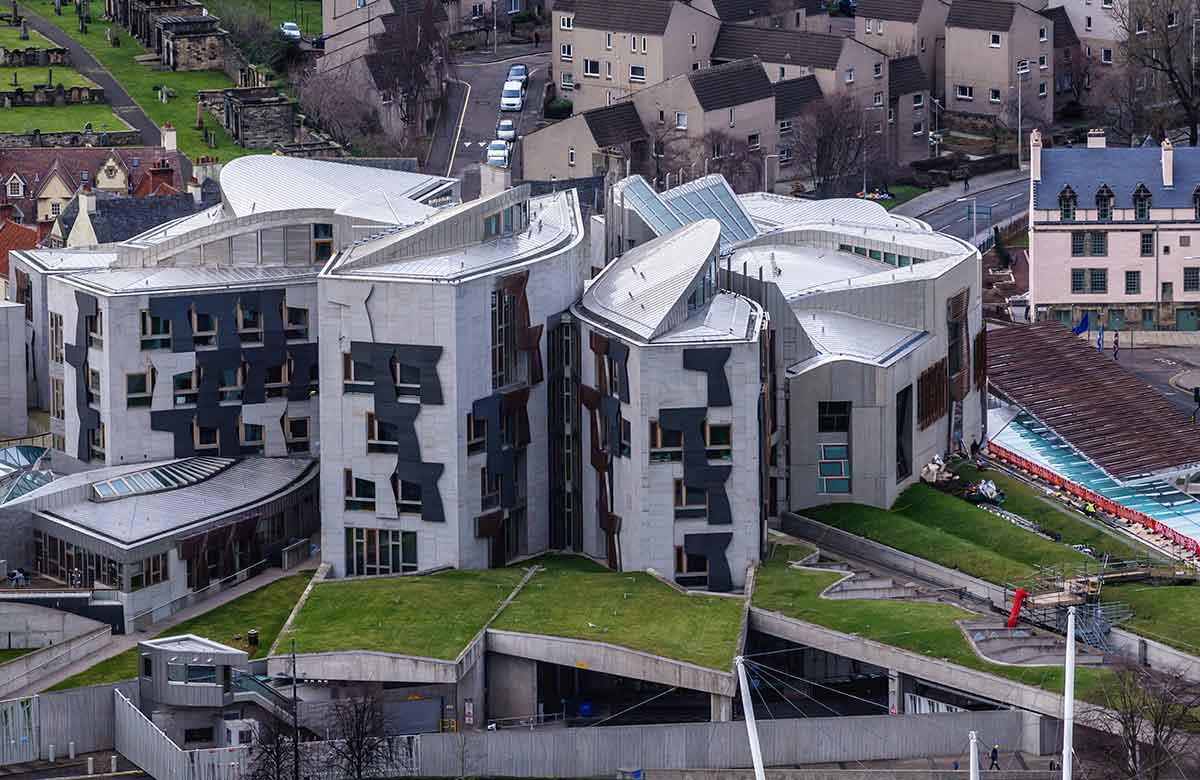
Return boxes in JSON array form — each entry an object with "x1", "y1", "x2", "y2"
[
  {"x1": 325, "y1": 696, "x2": 391, "y2": 780},
  {"x1": 790, "y1": 92, "x2": 880, "y2": 196},
  {"x1": 1111, "y1": 0, "x2": 1200, "y2": 144}
]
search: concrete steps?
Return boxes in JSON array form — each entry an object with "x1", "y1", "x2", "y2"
[
  {"x1": 963, "y1": 620, "x2": 1108, "y2": 667},
  {"x1": 823, "y1": 570, "x2": 924, "y2": 601}
]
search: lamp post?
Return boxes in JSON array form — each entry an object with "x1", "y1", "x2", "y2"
[
  {"x1": 862, "y1": 104, "x2": 883, "y2": 195},
  {"x1": 1013, "y1": 61, "x2": 1030, "y2": 167}
]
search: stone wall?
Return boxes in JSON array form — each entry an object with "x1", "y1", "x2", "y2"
[
  {"x1": 0, "y1": 83, "x2": 106, "y2": 107},
  {"x1": 166, "y1": 32, "x2": 224, "y2": 70},
  {"x1": 0, "y1": 128, "x2": 142, "y2": 148},
  {"x1": 0, "y1": 47, "x2": 70, "y2": 67},
  {"x1": 231, "y1": 100, "x2": 295, "y2": 149}
]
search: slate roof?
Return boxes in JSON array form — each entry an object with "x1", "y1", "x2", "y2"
[
  {"x1": 57, "y1": 184, "x2": 220, "y2": 246},
  {"x1": 774, "y1": 75, "x2": 823, "y2": 120},
  {"x1": 946, "y1": 0, "x2": 1017, "y2": 30},
  {"x1": 888, "y1": 55, "x2": 927, "y2": 99},
  {"x1": 1039, "y1": 6, "x2": 1079, "y2": 48},
  {"x1": 569, "y1": 0, "x2": 675, "y2": 34},
  {"x1": 711, "y1": 0, "x2": 825, "y2": 22},
  {"x1": 1034, "y1": 146, "x2": 1200, "y2": 209},
  {"x1": 582, "y1": 102, "x2": 646, "y2": 148},
  {"x1": 856, "y1": 0, "x2": 926, "y2": 22},
  {"x1": 713, "y1": 25, "x2": 845, "y2": 70},
  {"x1": 0, "y1": 220, "x2": 37, "y2": 276},
  {"x1": 688, "y1": 57, "x2": 775, "y2": 112}
]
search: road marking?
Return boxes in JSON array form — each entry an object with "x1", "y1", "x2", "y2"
[
  {"x1": 1006, "y1": 193, "x2": 1023, "y2": 201},
  {"x1": 446, "y1": 78, "x2": 471, "y2": 176},
  {"x1": 956, "y1": 216, "x2": 968, "y2": 223}
]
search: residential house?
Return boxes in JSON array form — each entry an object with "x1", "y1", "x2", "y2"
[
  {"x1": 0, "y1": 220, "x2": 37, "y2": 282},
  {"x1": 1028, "y1": 129, "x2": 1200, "y2": 331},
  {"x1": 773, "y1": 75, "x2": 823, "y2": 171},
  {"x1": 888, "y1": 55, "x2": 933, "y2": 165},
  {"x1": 1038, "y1": 6, "x2": 1083, "y2": 104},
  {"x1": 552, "y1": 0, "x2": 722, "y2": 113},
  {"x1": 854, "y1": 0, "x2": 950, "y2": 95},
  {"x1": 709, "y1": 0, "x2": 829, "y2": 31},
  {"x1": 1042, "y1": 0, "x2": 1120, "y2": 72},
  {"x1": 524, "y1": 58, "x2": 776, "y2": 183},
  {"x1": 944, "y1": 0, "x2": 1056, "y2": 126},
  {"x1": 48, "y1": 180, "x2": 221, "y2": 249}
]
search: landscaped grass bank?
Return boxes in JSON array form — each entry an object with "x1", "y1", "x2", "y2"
[{"x1": 0, "y1": 102, "x2": 124, "y2": 132}]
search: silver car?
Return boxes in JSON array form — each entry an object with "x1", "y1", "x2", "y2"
[
  {"x1": 496, "y1": 119, "x2": 517, "y2": 141},
  {"x1": 279, "y1": 21, "x2": 302, "y2": 40},
  {"x1": 500, "y1": 80, "x2": 525, "y2": 112},
  {"x1": 486, "y1": 140, "x2": 510, "y2": 167}
]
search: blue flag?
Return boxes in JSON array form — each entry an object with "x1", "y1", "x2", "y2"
[
  {"x1": 1072, "y1": 311, "x2": 1090, "y2": 336},
  {"x1": 1097, "y1": 324, "x2": 1104, "y2": 352}
]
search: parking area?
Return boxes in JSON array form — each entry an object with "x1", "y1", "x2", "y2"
[{"x1": 450, "y1": 51, "x2": 550, "y2": 200}]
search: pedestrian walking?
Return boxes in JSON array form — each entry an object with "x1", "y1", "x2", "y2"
[
  {"x1": 963, "y1": 175, "x2": 971, "y2": 192},
  {"x1": 534, "y1": 29, "x2": 540, "y2": 46},
  {"x1": 1113, "y1": 331, "x2": 1120, "y2": 361},
  {"x1": 989, "y1": 745, "x2": 1000, "y2": 770}
]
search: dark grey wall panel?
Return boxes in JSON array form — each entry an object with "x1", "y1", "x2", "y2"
[
  {"x1": 65, "y1": 292, "x2": 100, "y2": 462},
  {"x1": 683, "y1": 348, "x2": 732, "y2": 408},
  {"x1": 684, "y1": 532, "x2": 733, "y2": 592},
  {"x1": 607, "y1": 341, "x2": 630, "y2": 404},
  {"x1": 658, "y1": 407, "x2": 732, "y2": 526}
]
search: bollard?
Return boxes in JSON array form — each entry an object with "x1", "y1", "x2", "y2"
[
  {"x1": 110, "y1": 755, "x2": 117, "y2": 773},
  {"x1": 48, "y1": 744, "x2": 55, "y2": 762},
  {"x1": 87, "y1": 757, "x2": 94, "y2": 775},
  {"x1": 69, "y1": 742, "x2": 75, "y2": 760}
]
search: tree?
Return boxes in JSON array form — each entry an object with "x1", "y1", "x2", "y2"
[
  {"x1": 1112, "y1": 0, "x2": 1200, "y2": 145},
  {"x1": 1095, "y1": 63, "x2": 1170, "y2": 146},
  {"x1": 1081, "y1": 657, "x2": 1200, "y2": 780},
  {"x1": 245, "y1": 717, "x2": 302, "y2": 780},
  {"x1": 292, "y1": 64, "x2": 384, "y2": 148},
  {"x1": 366, "y1": 0, "x2": 450, "y2": 148},
  {"x1": 635, "y1": 125, "x2": 764, "y2": 193},
  {"x1": 790, "y1": 92, "x2": 878, "y2": 196},
  {"x1": 325, "y1": 696, "x2": 391, "y2": 780}
]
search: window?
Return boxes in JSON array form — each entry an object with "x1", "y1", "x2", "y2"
[
  {"x1": 690, "y1": 32, "x2": 696, "y2": 47},
  {"x1": 877, "y1": 19, "x2": 883, "y2": 32},
  {"x1": 1102, "y1": 48, "x2": 1113, "y2": 64},
  {"x1": 142, "y1": 656, "x2": 152, "y2": 679},
  {"x1": 607, "y1": 61, "x2": 613, "y2": 79},
  {"x1": 6, "y1": 179, "x2": 19, "y2": 197},
  {"x1": 88, "y1": 423, "x2": 105, "y2": 461},
  {"x1": 845, "y1": 67, "x2": 855, "y2": 83},
  {"x1": 285, "y1": 417, "x2": 310, "y2": 453},
  {"x1": 344, "y1": 527, "x2": 417, "y2": 576},
  {"x1": 912, "y1": 121, "x2": 924, "y2": 135},
  {"x1": 641, "y1": 36, "x2": 647, "y2": 54},
  {"x1": 127, "y1": 371, "x2": 153, "y2": 408},
  {"x1": 560, "y1": 43, "x2": 573, "y2": 61},
  {"x1": 1096, "y1": 185, "x2": 1114, "y2": 221},
  {"x1": 676, "y1": 111, "x2": 688, "y2": 129},
  {"x1": 989, "y1": 32, "x2": 1001, "y2": 47},
  {"x1": 1038, "y1": 81, "x2": 1047, "y2": 97},
  {"x1": 1195, "y1": 188, "x2": 1200, "y2": 220},
  {"x1": 48, "y1": 312, "x2": 63, "y2": 362},
  {"x1": 1086, "y1": 15, "x2": 1092, "y2": 30},
  {"x1": 285, "y1": 306, "x2": 308, "y2": 340},
  {"x1": 568, "y1": 147, "x2": 576, "y2": 166},
  {"x1": 344, "y1": 470, "x2": 376, "y2": 511},
  {"x1": 1186, "y1": 267, "x2": 1200, "y2": 292},
  {"x1": 191, "y1": 308, "x2": 217, "y2": 347},
  {"x1": 865, "y1": 18, "x2": 873, "y2": 31},
  {"x1": 729, "y1": 107, "x2": 736, "y2": 127},
  {"x1": 956, "y1": 84, "x2": 974, "y2": 100},
  {"x1": 629, "y1": 64, "x2": 646, "y2": 82},
  {"x1": 584, "y1": 58, "x2": 600, "y2": 77},
  {"x1": 818, "y1": 401, "x2": 851, "y2": 433},
  {"x1": 920, "y1": 36, "x2": 926, "y2": 52},
  {"x1": 1169, "y1": 10, "x2": 1179, "y2": 26},
  {"x1": 1185, "y1": 236, "x2": 1193, "y2": 248},
  {"x1": 1017, "y1": 59, "x2": 1030, "y2": 74},
  {"x1": 1090, "y1": 231, "x2": 1107, "y2": 255},
  {"x1": 86, "y1": 310, "x2": 103, "y2": 349},
  {"x1": 1126, "y1": 270, "x2": 1142, "y2": 295},
  {"x1": 561, "y1": 72, "x2": 574, "y2": 90},
  {"x1": 1141, "y1": 232, "x2": 1155, "y2": 257},
  {"x1": 1164, "y1": 281, "x2": 1175, "y2": 300},
  {"x1": 1136, "y1": 17, "x2": 1146, "y2": 33},
  {"x1": 888, "y1": 108, "x2": 895, "y2": 123},
  {"x1": 241, "y1": 419, "x2": 264, "y2": 451},
  {"x1": 873, "y1": 91, "x2": 883, "y2": 106},
  {"x1": 818, "y1": 444, "x2": 851, "y2": 494},
  {"x1": 50, "y1": 202, "x2": 61, "y2": 217},
  {"x1": 1071, "y1": 232, "x2": 1086, "y2": 257},
  {"x1": 1133, "y1": 184, "x2": 1152, "y2": 221},
  {"x1": 913, "y1": 93, "x2": 924, "y2": 109},
  {"x1": 648, "y1": 419, "x2": 683, "y2": 462},
  {"x1": 312, "y1": 223, "x2": 334, "y2": 264},
  {"x1": 673, "y1": 479, "x2": 708, "y2": 514},
  {"x1": 559, "y1": 14, "x2": 573, "y2": 29},
  {"x1": 467, "y1": 412, "x2": 488, "y2": 454},
  {"x1": 780, "y1": 145, "x2": 792, "y2": 163},
  {"x1": 1039, "y1": 54, "x2": 1047, "y2": 69},
  {"x1": 606, "y1": 31, "x2": 612, "y2": 49},
  {"x1": 481, "y1": 467, "x2": 501, "y2": 510},
  {"x1": 1089, "y1": 268, "x2": 1108, "y2": 293},
  {"x1": 989, "y1": 87, "x2": 1001, "y2": 103},
  {"x1": 1060, "y1": 187, "x2": 1077, "y2": 221},
  {"x1": 87, "y1": 368, "x2": 101, "y2": 406},
  {"x1": 674, "y1": 546, "x2": 708, "y2": 577},
  {"x1": 236, "y1": 302, "x2": 263, "y2": 343},
  {"x1": 873, "y1": 62, "x2": 883, "y2": 78},
  {"x1": 366, "y1": 411, "x2": 400, "y2": 453},
  {"x1": 748, "y1": 133, "x2": 761, "y2": 150},
  {"x1": 218, "y1": 363, "x2": 245, "y2": 402},
  {"x1": 194, "y1": 422, "x2": 219, "y2": 453},
  {"x1": 50, "y1": 377, "x2": 63, "y2": 421},
  {"x1": 491, "y1": 289, "x2": 518, "y2": 389},
  {"x1": 1039, "y1": 26, "x2": 1047, "y2": 41},
  {"x1": 183, "y1": 727, "x2": 214, "y2": 746},
  {"x1": 705, "y1": 422, "x2": 732, "y2": 461},
  {"x1": 390, "y1": 474, "x2": 423, "y2": 514},
  {"x1": 712, "y1": 139, "x2": 723, "y2": 158},
  {"x1": 173, "y1": 369, "x2": 199, "y2": 406},
  {"x1": 139, "y1": 311, "x2": 171, "y2": 350}
]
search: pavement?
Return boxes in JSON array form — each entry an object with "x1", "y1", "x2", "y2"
[
  {"x1": 892, "y1": 169, "x2": 1030, "y2": 243},
  {"x1": 17, "y1": 3, "x2": 160, "y2": 148},
  {"x1": 12, "y1": 566, "x2": 295, "y2": 696},
  {"x1": 425, "y1": 78, "x2": 469, "y2": 177}
]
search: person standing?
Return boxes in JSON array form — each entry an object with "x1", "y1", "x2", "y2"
[
  {"x1": 1113, "y1": 331, "x2": 1120, "y2": 361},
  {"x1": 990, "y1": 745, "x2": 1001, "y2": 770}
]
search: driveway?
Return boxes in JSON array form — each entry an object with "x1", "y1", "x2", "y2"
[
  {"x1": 918, "y1": 178, "x2": 1028, "y2": 242},
  {"x1": 451, "y1": 50, "x2": 550, "y2": 200}
]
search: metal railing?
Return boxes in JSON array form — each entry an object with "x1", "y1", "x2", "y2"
[
  {"x1": 130, "y1": 559, "x2": 270, "y2": 632},
  {"x1": 0, "y1": 432, "x2": 51, "y2": 449},
  {"x1": 230, "y1": 670, "x2": 295, "y2": 715}
]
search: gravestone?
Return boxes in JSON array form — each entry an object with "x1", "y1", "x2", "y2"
[
  {"x1": 10, "y1": 71, "x2": 16, "y2": 87},
  {"x1": 83, "y1": 121, "x2": 91, "y2": 132},
  {"x1": 18, "y1": 20, "x2": 27, "y2": 40},
  {"x1": 47, "y1": 67, "x2": 52, "y2": 87}
]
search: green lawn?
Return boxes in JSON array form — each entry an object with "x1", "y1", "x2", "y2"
[
  {"x1": 882, "y1": 184, "x2": 929, "y2": 211},
  {"x1": 753, "y1": 545, "x2": 1114, "y2": 704},
  {"x1": 0, "y1": 25, "x2": 54, "y2": 49},
  {"x1": 209, "y1": 0, "x2": 323, "y2": 38},
  {"x1": 0, "y1": 102, "x2": 124, "y2": 132},
  {"x1": 24, "y1": 1, "x2": 253, "y2": 161},
  {"x1": 1102, "y1": 582, "x2": 1200, "y2": 656},
  {"x1": 494, "y1": 555, "x2": 745, "y2": 671},
  {"x1": 0, "y1": 648, "x2": 32, "y2": 665},
  {"x1": 49, "y1": 571, "x2": 314, "y2": 691},
  {"x1": 954, "y1": 464, "x2": 1152, "y2": 563},
  {"x1": 285, "y1": 567, "x2": 526, "y2": 660},
  {"x1": 0, "y1": 65, "x2": 92, "y2": 89}
]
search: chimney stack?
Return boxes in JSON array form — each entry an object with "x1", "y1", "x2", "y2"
[
  {"x1": 1030, "y1": 128, "x2": 1043, "y2": 182},
  {"x1": 1162, "y1": 137, "x2": 1174, "y2": 188},
  {"x1": 161, "y1": 122, "x2": 177, "y2": 152},
  {"x1": 80, "y1": 184, "x2": 95, "y2": 215},
  {"x1": 187, "y1": 176, "x2": 202, "y2": 205},
  {"x1": 1086, "y1": 128, "x2": 1106, "y2": 149}
]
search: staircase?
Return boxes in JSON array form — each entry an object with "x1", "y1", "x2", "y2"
[{"x1": 800, "y1": 562, "x2": 925, "y2": 601}]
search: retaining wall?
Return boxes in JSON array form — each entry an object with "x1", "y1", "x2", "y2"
[
  {"x1": 647, "y1": 772, "x2": 1058, "y2": 780},
  {"x1": 0, "y1": 128, "x2": 141, "y2": 148},
  {"x1": 0, "y1": 601, "x2": 108, "y2": 648},
  {"x1": 0, "y1": 625, "x2": 111, "y2": 698},
  {"x1": 37, "y1": 679, "x2": 139, "y2": 760}
]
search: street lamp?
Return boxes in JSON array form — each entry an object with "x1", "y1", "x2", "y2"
[
  {"x1": 957, "y1": 196, "x2": 978, "y2": 245},
  {"x1": 1012, "y1": 60, "x2": 1031, "y2": 167},
  {"x1": 862, "y1": 104, "x2": 884, "y2": 195}
]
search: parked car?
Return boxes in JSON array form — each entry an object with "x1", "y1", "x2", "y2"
[
  {"x1": 486, "y1": 140, "x2": 510, "y2": 167},
  {"x1": 496, "y1": 119, "x2": 517, "y2": 141},
  {"x1": 279, "y1": 21, "x2": 302, "y2": 40},
  {"x1": 506, "y1": 64, "x2": 529, "y2": 89},
  {"x1": 500, "y1": 80, "x2": 525, "y2": 112}
]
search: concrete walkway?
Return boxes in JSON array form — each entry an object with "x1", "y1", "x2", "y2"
[
  {"x1": 1079, "y1": 329, "x2": 1200, "y2": 349},
  {"x1": 17, "y1": 3, "x2": 161, "y2": 148},
  {"x1": 425, "y1": 79, "x2": 468, "y2": 177},
  {"x1": 894, "y1": 169, "x2": 1030, "y2": 218},
  {"x1": 14, "y1": 566, "x2": 295, "y2": 696},
  {"x1": 454, "y1": 41, "x2": 549, "y2": 66}
]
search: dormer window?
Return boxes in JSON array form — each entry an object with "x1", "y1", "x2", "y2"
[
  {"x1": 6, "y1": 175, "x2": 22, "y2": 198},
  {"x1": 1059, "y1": 186, "x2": 1077, "y2": 221},
  {"x1": 1096, "y1": 184, "x2": 1114, "y2": 221},
  {"x1": 1133, "y1": 184, "x2": 1152, "y2": 221}
]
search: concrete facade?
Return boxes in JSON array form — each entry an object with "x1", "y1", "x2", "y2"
[
  {"x1": 0, "y1": 301, "x2": 27, "y2": 437},
  {"x1": 855, "y1": 0, "x2": 950, "y2": 94}
]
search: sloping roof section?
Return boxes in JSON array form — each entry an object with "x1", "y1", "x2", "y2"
[
  {"x1": 712, "y1": 25, "x2": 846, "y2": 70},
  {"x1": 988, "y1": 322, "x2": 1200, "y2": 483},
  {"x1": 856, "y1": 0, "x2": 926, "y2": 22},
  {"x1": 570, "y1": 0, "x2": 675, "y2": 34},
  {"x1": 1039, "y1": 5, "x2": 1079, "y2": 48},
  {"x1": 583, "y1": 102, "x2": 646, "y2": 148},
  {"x1": 688, "y1": 57, "x2": 774, "y2": 111},
  {"x1": 775, "y1": 75, "x2": 823, "y2": 120},
  {"x1": 889, "y1": 55, "x2": 927, "y2": 100},
  {"x1": 0, "y1": 220, "x2": 38, "y2": 275},
  {"x1": 946, "y1": 0, "x2": 1016, "y2": 30},
  {"x1": 1034, "y1": 147, "x2": 1200, "y2": 209},
  {"x1": 711, "y1": 0, "x2": 825, "y2": 21}
]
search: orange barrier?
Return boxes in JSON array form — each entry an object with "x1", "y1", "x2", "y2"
[{"x1": 988, "y1": 442, "x2": 1200, "y2": 556}]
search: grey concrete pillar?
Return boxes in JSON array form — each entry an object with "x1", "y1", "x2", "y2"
[
  {"x1": 485, "y1": 653, "x2": 537, "y2": 726},
  {"x1": 887, "y1": 669, "x2": 903, "y2": 715},
  {"x1": 710, "y1": 693, "x2": 733, "y2": 722}
]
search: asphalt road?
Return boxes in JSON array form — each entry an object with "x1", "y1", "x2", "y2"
[
  {"x1": 919, "y1": 178, "x2": 1028, "y2": 241},
  {"x1": 1113, "y1": 346, "x2": 1200, "y2": 415},
  {"x1": 451, "y1": 51, "x2": 550, "y2": 200}
]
